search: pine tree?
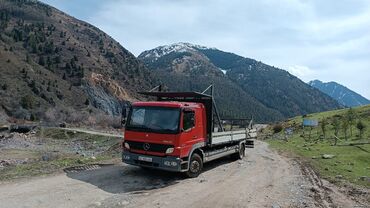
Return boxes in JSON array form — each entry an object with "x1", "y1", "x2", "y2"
[
  {"x1": 38, "y1": 56, "x2": 45, "y2": 66},
  {"x1": 26, "y1": 54, "x2": 31, "y2": 63}
]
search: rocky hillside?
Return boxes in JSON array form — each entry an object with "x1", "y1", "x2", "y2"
[
  {"x1": 139, "y1": 43, "x2": 341, "y2": 121},
  {"x1": 0, "y1": 0, "x2": 155, "y2": 125},
  {"x1": 309, "y1": 80, "x2": 370, "y2": 107}
]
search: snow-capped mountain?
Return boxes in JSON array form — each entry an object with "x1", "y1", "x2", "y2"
[
  {"x1": 140, "y1": 42, "x2": 215, "y2": 59},
  {"x1": 138, "y1": 43, "x2": 341, "y2": 121},
  {"x1": 309, "y1": 80, "x2": 370, "y2": 107}
]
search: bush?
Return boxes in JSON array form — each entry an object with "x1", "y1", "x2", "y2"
[
  {"x1": 273, "y1": 124, "x2": 283, "y2": 133},
  {"x1": 356, "y1": 121, "x2": 366, "y2": 139},
  {"x1": 20, "y1": 95, "x2": 35, "y2": 109},
  {"x1": 1, "y1": 84, "x2": 7, "y2": 90}
]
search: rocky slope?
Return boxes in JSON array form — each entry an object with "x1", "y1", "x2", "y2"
[
  {"x1": 139, "y1": 43, "x2": 341, "y2": 120},
  {"x1": 309, "y1": 80, "x2": 370, "y2": 107},
  {"x1": 0, "y1": 0, "x2": 155, "y2": 124}
]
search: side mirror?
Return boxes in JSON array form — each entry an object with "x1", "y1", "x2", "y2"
[
  {"x1": 191, "y1": 117, "x2": 195, "y2": 127},
  {"x1": 122, "y1": 107, "x2": 127, "y2": 118},
  {"x1": 121, "y1": 107, "x2": 128, "y2": 126},
  {"x1": 121, "y1": 118, "x2": 126, "y2": 125}
]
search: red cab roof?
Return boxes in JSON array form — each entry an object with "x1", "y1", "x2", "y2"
[{"x1": 133, "y1": 101, "x2": 203, "y2": 108}]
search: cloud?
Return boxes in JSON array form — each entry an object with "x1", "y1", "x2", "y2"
[
  {"x1": 287, "y1": 65, "x2": 316, "y2": 82},
  {"x1": 41, "y1": 0, "x2": 370, "y2": 99}
]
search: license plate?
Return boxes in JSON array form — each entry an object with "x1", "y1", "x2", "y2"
[{"x1": 138, "y1": 156, "x2": 152, "y2": 162}]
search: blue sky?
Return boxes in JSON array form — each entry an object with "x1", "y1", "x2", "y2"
[{"x1": 41, "y1": 0, "x2": 370, "y2": 99}]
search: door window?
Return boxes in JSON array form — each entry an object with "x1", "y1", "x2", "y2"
[{"x1": 183, "y1": 111, "x2": 195, "y2": 131}]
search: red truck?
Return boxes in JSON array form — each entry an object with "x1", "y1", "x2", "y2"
[{"x1": 122, "y1": 85, "x2": 254, "y2": 177}]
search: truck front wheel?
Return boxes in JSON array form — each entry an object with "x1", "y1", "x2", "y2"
[{"x1": 186, "y1": 153, "x2": 203, "y2": 178}]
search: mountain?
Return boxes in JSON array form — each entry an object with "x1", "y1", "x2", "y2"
[
  {"x1": 139, "y1": 43, "x2": 284, "y2": 122},
  {"x1": 308, "y1": 80, "x2": 370, "y2": 107},
  {"x1": 139, "y1": 43, "x2": 341, "y2": 121},
  {"x1": 0, "y1": 0, "x2": 155, "y2": 124}
]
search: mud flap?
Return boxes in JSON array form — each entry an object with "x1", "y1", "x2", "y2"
[{"x1": 245, "y1": 139, "x2": 254, "y2": 148}]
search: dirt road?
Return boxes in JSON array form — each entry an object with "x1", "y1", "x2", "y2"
[{"x1": 0, "y1": 141, "x2": 363, "y2": 208}]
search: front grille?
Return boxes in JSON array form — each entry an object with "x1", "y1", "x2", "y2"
[{"x1": 126, "y1": 141, "x2": 173, "y2": 153}]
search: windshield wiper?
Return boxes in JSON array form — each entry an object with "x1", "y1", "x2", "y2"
[
  {"x1": 161, "y1": 128, "x2": 177, "y2": 132},
  {"x1": 127, "y1": 124, "x2": 151, "y2": 130}
]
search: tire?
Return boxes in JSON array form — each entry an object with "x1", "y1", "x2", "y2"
[
  {"x1": 232, "y1": 143, "x2": 245, "y2": 160},
  {"x1": 185, "y1": 153, "x2": 203, "y2": 178}
]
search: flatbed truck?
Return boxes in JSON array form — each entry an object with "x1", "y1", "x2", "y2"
[{"x1": 122, "y1": 85, "x2": 254, "y2": 177}]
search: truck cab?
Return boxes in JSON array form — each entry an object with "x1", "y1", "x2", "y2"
[
  {"x1": 123, "y1": 101, "x2": 206, "y2": 170},
  {"x1": 122, "y1": 89, "x2": 254, "y2": 177}
]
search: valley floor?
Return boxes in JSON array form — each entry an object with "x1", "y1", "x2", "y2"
[{"x1": 0, "y1": 140, "x2": 366, "y2": 208}]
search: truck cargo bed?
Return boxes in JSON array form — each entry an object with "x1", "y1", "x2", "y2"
[{"x1": 211, "y1": 130, "x2": 246, "y2": 145}]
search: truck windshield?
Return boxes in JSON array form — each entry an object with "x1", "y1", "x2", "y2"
[{"x1": 126, "y1": 106, "x2": 181, "y2": 134}]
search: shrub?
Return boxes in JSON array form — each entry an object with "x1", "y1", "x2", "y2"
[
  {"x1": 20, "y1": 95, "x2": 35, "y2": 109},
  {"x1": 273, "y1": 124, "x2": 283, "y2": 134},
  {"x1": 356, "y1": 121, "x2": 366, "y2": 139}
]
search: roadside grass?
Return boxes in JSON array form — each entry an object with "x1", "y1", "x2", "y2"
[
  {"x1": 266, "y1": 105, "x2": 370, "y2": 188},
  {"x1": 268, "y1": 135, "x2": 369, "y2": 187},
  {"x1": 0, "y1": 128, "x2": 122, "y2": 181}
]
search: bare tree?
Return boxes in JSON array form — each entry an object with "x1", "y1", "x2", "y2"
[
  {"x1": 320, "y1": 118, "x2": 328, "y2": 140},
  {"x1": 346, "y1": 108, "x2": 356, "y2": 137},
  {"x1": 332, "y1": 117, "x2": 340, "y2": 145},
  {"x1": 342, "y1": 117, "x2": 349, "y2": 141}
]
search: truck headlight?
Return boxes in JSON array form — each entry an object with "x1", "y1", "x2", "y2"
[
  {"x1": 124, "y1": 142, "x2": 130, "y2": 149},
  {"x1": 165, "y1": 147, "x2": 174, "y2": 154}
]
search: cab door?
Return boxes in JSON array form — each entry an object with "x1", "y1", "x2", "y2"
[{"x1": 182, "y1": 109, "x2": 200, "y2": 143}]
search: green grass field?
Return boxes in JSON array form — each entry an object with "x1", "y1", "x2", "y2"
[{"x1": 266, "y1": 105, "x2": 370, "y2": 187}]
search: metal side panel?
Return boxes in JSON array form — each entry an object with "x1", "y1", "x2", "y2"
[
  {"x1": 232, "y1": 133, "x2": 245, "y2": 140},
  {"x1": 204, "y1": 145, "x2": 239, "y2": 162},
  {"x1": 211, "y1": 135, "x2": 232, "y2": 144},
  {"x1": 213, "y1": 130, "x2": 245, "y2": 137},
  {"x1": 211, "y1": 130, "x2": 246, "y2": 145}
]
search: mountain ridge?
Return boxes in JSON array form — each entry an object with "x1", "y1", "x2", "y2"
[
  {"x1": 308, "y1": 80, "x2": 370, "y2": 107},
  {"x1": 139, "y1": 42, "x2": 341, "y2": 121}
]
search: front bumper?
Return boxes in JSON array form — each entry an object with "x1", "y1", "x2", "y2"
[{"x1": 122, "y1": 151, "x2": 185, "y2": 172}]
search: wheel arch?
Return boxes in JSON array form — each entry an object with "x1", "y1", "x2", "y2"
[{"x1": 185, "y1": 142, "x2": 206, "y2": 170}]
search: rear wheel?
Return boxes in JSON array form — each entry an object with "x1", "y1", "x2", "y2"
[
  {"x1": 185, "y1": 153, "x2": 203, "y2": 178},
  {"x1": 232, "y1": 143, "x2": 245, "y2": 160}
]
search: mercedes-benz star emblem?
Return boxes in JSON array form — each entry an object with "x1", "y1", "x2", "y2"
[{"x1": 143, "y1": 143, "x2": 150, "y2": 151}]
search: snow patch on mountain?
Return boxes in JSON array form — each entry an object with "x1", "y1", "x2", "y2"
[{"x1": 140, "y1": 42, "x2": 216, "y2": 59}]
